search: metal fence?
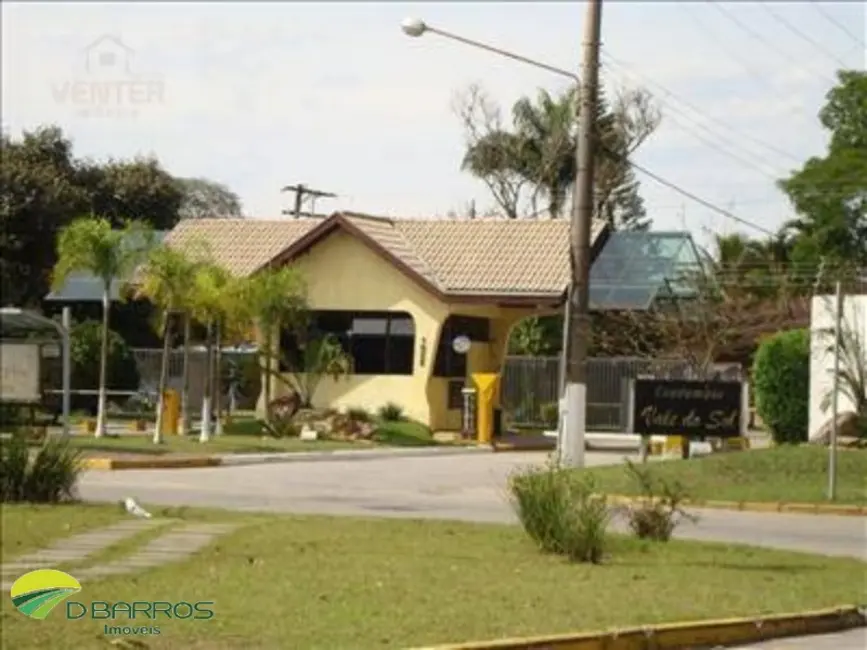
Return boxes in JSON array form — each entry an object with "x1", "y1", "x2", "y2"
[
  {"x1": 500, "y1": 355, "x2": 743, "y2": 431},
  {"x1": 131, "y1": 348, "x2": 260, "y2": 411}
]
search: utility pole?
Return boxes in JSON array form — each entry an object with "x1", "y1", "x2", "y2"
[
  {"x1": 281, "y1": 184, "x2": 337, "y2": 218},
  {"x1": 561, "y1": 0, "x2": 603, "y2": 468}
]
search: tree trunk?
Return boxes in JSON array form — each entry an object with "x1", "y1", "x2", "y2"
[
  {"x1": 213, "y1": 319, "x2": 224, "y2": 436},
  {"x1": 199, "y1": 321, "x2": 213, "y2": 443},
  {"x1": 262, "y1": 328, "x2": 272, "y2": 424},
  {"x1": 153, "y1": 310, "x2": 172, "y2": 444},
  {"x1": 179, "y1": 313, "x2": 192, "y2": 435},
  {"x1": 95, "y1": 284, "x2": 111, "y2": 438}
]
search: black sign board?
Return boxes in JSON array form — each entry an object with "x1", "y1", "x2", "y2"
[{"x1": 631, "y1": 379, "x2": 743, "y2": 438}]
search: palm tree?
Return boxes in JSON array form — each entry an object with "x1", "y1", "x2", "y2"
[
  {"x1": 135, "y1": 244, "x2": 203, "y2": 444},
  {"x1": 189, "y1": 262, "x2": 233, "y2": 442},
  {"x1": 241, "y1": 266, "x2": 307, "y2": 424},
  {"x1": 53, "y1": 217, "x2": 154, "y2": 438}
]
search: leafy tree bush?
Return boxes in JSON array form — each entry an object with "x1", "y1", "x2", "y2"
[
  {"x1": 0, "y1": 434, "x2": 83, "y2": 503},
  {"x1": 70, "y1": 320, "x2": 141, "y2": 414},
  {"x1": 508, "y1": 460, "x2": 610, "y2": 563},
  {"x1": 752, "y1": 328, "x2": 811, "y2": 444},
  {"x1": 377, "y1": 402, "x2": 405, "y2": 422}
]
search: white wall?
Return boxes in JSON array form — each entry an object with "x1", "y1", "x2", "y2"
[{"x1": 809, "y1": 294, "x2": 867, "y2": 441}]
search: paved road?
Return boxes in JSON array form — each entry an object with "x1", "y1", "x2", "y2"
[{"x1": 78, "y1": 451, "x2": 867, "y2": 650}]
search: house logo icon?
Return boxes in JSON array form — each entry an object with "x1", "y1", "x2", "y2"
[{"x1": 83, "y1": 35, "x2": 135, "y2": 76}]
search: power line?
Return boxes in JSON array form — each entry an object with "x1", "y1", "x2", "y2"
[
  {"x1": 759, "y1": 2, "x2": 851, "y2": 69},
  {"x1": 602, "y1": 50, "x2": 801, "y2": 165},
  {"x1": 810, "y1": 1, "x2": 866, "y2": 48},
  {"x1": 603, "y1": 146, "x2": 778, "y2": 236},
  {"x1": 707, "y1": 1, "x2": 837, "y2": 87}
]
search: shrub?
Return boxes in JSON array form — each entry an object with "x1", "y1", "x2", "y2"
[
  {"x1": 347, "y1": 406, "x2": 372, "y2": 423},
  {"x1": 508, "y1": 460, "x2": 610, "y2": 563},
  {"x1": 539, "y1": 402, "x2": 559, "y2": 428},
  {"x1": 0, "y1": 434, "x2": 83, "y2": 503},
  {"x1": 68, "y1": 320, "x2": 141, "y2": 414},
  {"x1": 622, "y1": 459, "x2": 697, "y2": 542},
  {"x1": 752, "y1": 328, "x2": 810, "y2": 444},
  {"x1": 261, "y1": 395, "x2": 300, "y2": 438},
  {"x1": 377, "y1": 402, "x2": 405, "y2": 422}
]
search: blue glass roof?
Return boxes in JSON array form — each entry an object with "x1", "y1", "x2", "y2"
[
  {"x1": 589, "y1": 231, "x2": 707, "y2": 310},
  {"x1": 44, "y1": 231, "x2": 167, "y2": 303}
]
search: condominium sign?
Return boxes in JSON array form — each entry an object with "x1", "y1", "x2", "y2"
[
  {"x1": 0, "y1": 343, "x2": 41, "y2": 403},
  {"x1": 631, "y1": 378, "x2": 743, "y2": 438}
]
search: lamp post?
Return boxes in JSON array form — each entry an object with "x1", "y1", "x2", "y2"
[{"x1": 401, "y1": 4, "x2": 603, "y2": 467}]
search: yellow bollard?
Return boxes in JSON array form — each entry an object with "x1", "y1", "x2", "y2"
[
  {"x1": 664, "y1": 435, "x2": 685, "y2": 456},
  {"x1": 162, "y1": 389, "x2": 180, "y2": 435},
  {"x1": 472, "y1": 373, "x2": 500, "y2": 445}
]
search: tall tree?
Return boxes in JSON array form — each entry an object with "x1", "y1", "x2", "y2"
[
  {"x1": 0, "y1": 126, "x2": 89, "y2": 306},
  {"x1": 81, "y1": 157, "x2": 184, "y2": 230},
  {"x1": 135, "y1": 244, "x2": 204, "y2": 443},
  {"x1": 779, "y1": 70, "x2": 867, "y2": 270},
  {"x1": 455, "y1": 82, "x2": 660, "y2": 226},
  {"x1": 176, "y1": 177, "x2": 243, "y2": 219},
  {"x1": 53, "y1": 217, "x2": 155, "y2": 437},
  {"x1": 240, "y1": 266, "x2": 307, "y2": 424}
]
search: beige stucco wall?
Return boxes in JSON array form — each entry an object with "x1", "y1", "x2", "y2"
[{"x1": 258, "y1": 231, "x2": 550, "y2": 429}]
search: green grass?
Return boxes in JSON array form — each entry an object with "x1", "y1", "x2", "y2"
[
  {"x1": 579, "y1": 446, "x2": 867, "y2": 505},
  {"x1": 0, "y1": 503, "x2": 126, "y2": 562},
  {"x1": 39, "y1": 417, "x2": 438, "y2": 457},
  {"x1": 56, "y1": 434, "x2": 361, "y2": 456},
  {"x1": 1, "y1": 504, "x2": 865, "y2": 649}
]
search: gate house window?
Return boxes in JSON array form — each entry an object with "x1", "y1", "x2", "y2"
[
  {"x1": 433, "y1": 315, "x2": 491, "y2": 378},
  {"x1": 280, "y1": 311, "x2": 414, "y2": 376}
]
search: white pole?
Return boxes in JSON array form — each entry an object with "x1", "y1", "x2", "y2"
[
  {"x1": 61, "y1": 306, "x2": 71, "y2": 437},
  {"x1": 827, "y1": 281, "x2": 842, "y2": 501}
]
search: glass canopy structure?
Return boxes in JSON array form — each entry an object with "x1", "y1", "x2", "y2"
[{"x1": 589, "y1": 230, "x2": 709, "y2": 311}]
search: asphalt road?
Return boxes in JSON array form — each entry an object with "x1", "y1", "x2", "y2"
[{"x1": 78, "y1": 451, "x2": 867, "y2": 649}]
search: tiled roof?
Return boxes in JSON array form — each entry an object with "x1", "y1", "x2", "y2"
[
  {"x1": 164, "y1": 213, "x2": 608, "y2": 298},
  {"x1": 164, "y1": 219, "x2": 318, "y2": 277}
]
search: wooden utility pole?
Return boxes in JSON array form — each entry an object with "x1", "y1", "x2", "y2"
[
  {"x1": 561, "y1": 0, "x2": 603, "y2": 468},
  {"x1": 281, "y1": 184, "x2": 337, "y2": 218}
]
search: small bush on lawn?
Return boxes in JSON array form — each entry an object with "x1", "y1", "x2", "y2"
[
  {"x1": 261, "y1": 395, "x2": 301, "y2": 438},
  {"x1": 347, "y1": 406, "x2": 372, "y2": 423},
  {"x1": 752, "y1": 328, "x2": 810, "y2": 444},
  {"x1": 0, "y1": 434, "x2": 83, "y2": 503},
  {"x1": 508, "y1": 460, "x2": 610, "y2": 563},
  {"x1": 377, "y1": 402, "x2": 405, "y2": 422},
  {"x1": 539, "y1": 402, "x2": 559, "y2": 429},
  {"x1": 622, "y1": 459, "x2": 697, "y2": 542}
]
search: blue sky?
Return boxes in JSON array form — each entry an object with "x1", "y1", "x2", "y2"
[{"x1": 2, "y1": 1, "x2": 865, "y2": 248}]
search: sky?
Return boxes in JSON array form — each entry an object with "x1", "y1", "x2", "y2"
[{"x1": 2, "y1": 1, "x2": 865, "y2": 250}]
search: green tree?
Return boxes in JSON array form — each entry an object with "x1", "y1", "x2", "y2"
[
  {"x1": 752, "y1": 329, "x2": 811, "y2": 445},
  {"x1": 188, "y1": 262, "x2": 234, "y2": 442},
  {"x1": 135, "y1": 244, "x2": 205, "y2": 443},
  {"x1": 80, "y1": 157, "x2": 185, "y2": 230},
  {"x1": 779, "y1": 70, "x2": 867, "y2": 270},
  {"x1": 240, "y1": 266, "x2": 307, "y2": 423},
  {"x1": 457, "y1": 83, "x2": 660, "y2": 227},
  {"x1": 0, "y1": 126, "x2": 89, "y2": 306},
  {"x1": 176, "y1": 177, "x2": 243, "y2": 219},
  {"x1": 281, "y1": 334, "x2": 353, "y2": 408},
  {"x1": 52, "y1": 217, "x2": 155, "y2": 437}
]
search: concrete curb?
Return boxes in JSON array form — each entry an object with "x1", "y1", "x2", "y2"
[
  {"x1": 603, "y1": 494, "x2": 867, "y2": 517},
  {"x1": 413, "y1": 605, "x2": 866, "y2": 650},
  {"x1": 82, "y1": 445, "x2": 493, "y2": 470}
]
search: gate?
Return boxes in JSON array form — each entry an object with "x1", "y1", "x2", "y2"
[{"x1": 501, "y1": 356, "x2": 742, "y2": 431}]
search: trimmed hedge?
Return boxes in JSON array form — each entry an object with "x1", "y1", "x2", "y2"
[{"x1": 752, "y1": 328, "x2": 810, "y2": 444}]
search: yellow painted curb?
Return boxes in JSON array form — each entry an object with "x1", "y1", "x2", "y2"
[
  {"x1": 82, "y1": 456, "x2": 223, "y2": 470},
  {"x1": 413, "y1": 605, "x2": 866, "y2": 650},
  {"x1": 600, "y1": 493, "x2": 867, "y2": 517}
]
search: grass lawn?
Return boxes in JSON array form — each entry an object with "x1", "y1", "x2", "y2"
[
  {"x1": 579, "y1": 445, "x2": 867, "y2": 505},
  {"x1": 29, "y1": 419, "x2": 438, "y2": 457},
  {"x1": 2, "y1": 505, "x2": 866, "y2": 649}
]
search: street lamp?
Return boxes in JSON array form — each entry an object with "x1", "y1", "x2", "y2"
[{"x1": 399, "y1": 8, "x2": 603, "y2": 468}]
